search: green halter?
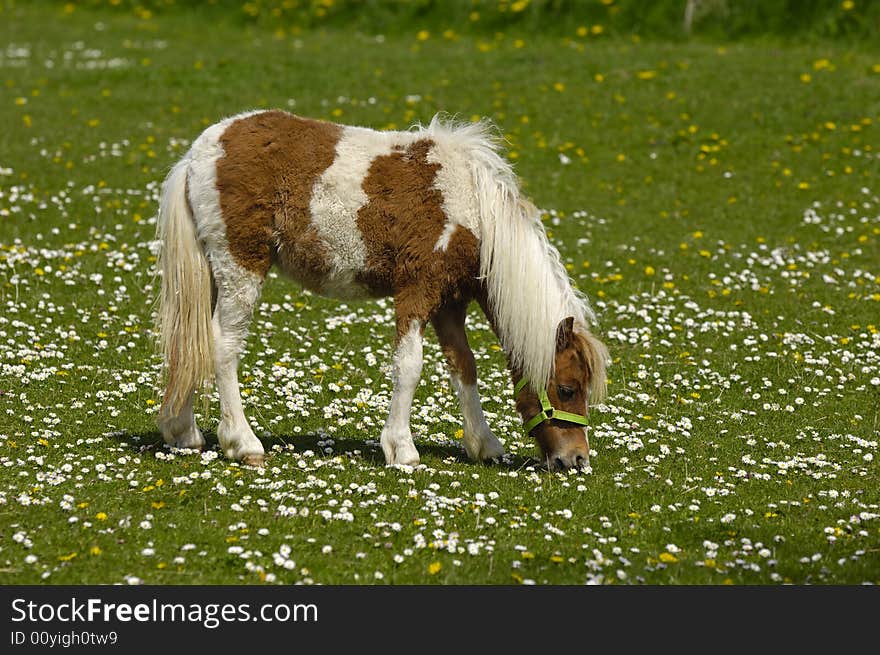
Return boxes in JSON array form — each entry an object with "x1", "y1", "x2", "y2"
[{"x1": 514, "y1": 377, "x2": 589, "y2": 434}]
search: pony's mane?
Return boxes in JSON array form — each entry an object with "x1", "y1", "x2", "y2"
[
  {"x1": 571, "y1": 330, "x2": 609, "y2": 405},
  {"x1": 416, "y1": 115, "x2": 599, "y2": 392}
]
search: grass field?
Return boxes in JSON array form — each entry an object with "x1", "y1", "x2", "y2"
[{"x1": 1, "y1": 2, "x2": 879, "y2": 584}]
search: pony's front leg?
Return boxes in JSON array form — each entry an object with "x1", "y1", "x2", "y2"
[
  {"x1": 432, "y1": 302, "x2": 505, "y2": 462},
  {"x1": 380, "y1": 318, "x2": 424, "y2": 467}
]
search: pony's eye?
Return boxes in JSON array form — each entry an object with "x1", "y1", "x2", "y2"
[{"x1": 557, "y1": 385, "x2": 575, "y2": 401}]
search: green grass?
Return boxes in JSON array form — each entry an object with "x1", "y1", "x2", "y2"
[{"x1": 0, "y1": 2, "x2": 878, "y2": 584}]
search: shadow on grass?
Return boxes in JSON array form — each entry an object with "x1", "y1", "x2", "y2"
[{"x1": 112, "y1": 429, "x2": 539, "y2": 470}]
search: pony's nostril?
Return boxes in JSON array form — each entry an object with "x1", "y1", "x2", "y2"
[{"x1": 553, "y1": 457, "x2": 565, "y2": 470}]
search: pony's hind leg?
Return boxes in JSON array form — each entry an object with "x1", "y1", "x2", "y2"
[
  {"x1": 212, "y1": 273, "x2": 266, "y2": 466},
  {"x1": 158, "y1": 391, "x2": 205, "y2": 450},
  {"x1": 380, "y1": 317, "x2": 424, "y2": 467},
  {"x1": 431, "y1": 302, "x2": 505, "y2": 462}
]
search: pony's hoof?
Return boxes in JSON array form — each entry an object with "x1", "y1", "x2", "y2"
[
  {"x1": 384, "y1": 445, "x2": 420, "y2": 467},
  {"x1": 241, "y1": 454, "x2": 265, "y2": 467},
  {"x1": 159, "y1": 421, "x2": 206, "y2": 451},
  {"x1": 464, "y1": 433, "x2": 505, "y2": 462},
  {"x1": 387, "y1": 449, "x2": 420, "y2": 467},
  {"x1": 390, "y1": 456, "x2": 420, "y2": 468}
]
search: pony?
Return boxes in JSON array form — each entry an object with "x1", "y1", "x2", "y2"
[{"x1": 155, "y1": 110, "x2": 608, "y2": 471}]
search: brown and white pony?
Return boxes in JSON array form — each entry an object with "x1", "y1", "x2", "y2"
[{"x1": 156, "y1": 111, "x2": 608, "y2": 470}]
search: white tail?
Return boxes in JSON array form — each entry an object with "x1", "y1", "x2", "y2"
[{"x1": 156, "y1": 159, "x2": 214, "y2": 418}]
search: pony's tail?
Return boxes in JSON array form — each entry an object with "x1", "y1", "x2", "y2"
[{"x1": 156, "y1": 159, "x2": 214, "y2": 419}]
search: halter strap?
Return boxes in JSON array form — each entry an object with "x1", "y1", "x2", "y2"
[{"x1": 514, "y1": 377, "x2": 589, "y2": 434}]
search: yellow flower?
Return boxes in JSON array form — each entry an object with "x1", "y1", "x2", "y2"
[
  {"x1": 416, "y1": 30, "x2": 430, "y2": 41},
  {"x1": 659, "y1": 552, "x2": 678, "y2": 563},
  {"x1": 553, "y1": 82, "x2": 565, "y2": 92},
  {"x1": 428, "y1": 561, "x2": 442, "y2": 575},
  {"x1": 96, "y1": 512, "x2": 107, "y2": 520},
  {"x1": 90, "y1": 546, "x2": 102, "y2": 556},
  {"x1": 842, "y1": 1, "x2": 855, "y2": 10},
  {"x1": 644, "y1": 265, "x2": 655, "y2": 276},
  {"x1": 636, "y1": 70, "x2": 657, "y2": 80}
]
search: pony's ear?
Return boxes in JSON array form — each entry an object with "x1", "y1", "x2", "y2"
[{"x1": 555, "y1": 316, "x2": 575, "y2": 352}]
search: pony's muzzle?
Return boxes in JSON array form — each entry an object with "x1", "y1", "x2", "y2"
[
  {"x1": 550, "y1": 451, "x2": 590, "y2": 471},
  {"x1": 547, "y1": 438, "x2": 591, "y2": 471},
  {"x1": 536, "y1": 424, "x2": 591, "y2": 471}
]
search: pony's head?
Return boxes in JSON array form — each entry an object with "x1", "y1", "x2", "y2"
[{"x1": 514, "y1": 317, "x2": 608, "y2": 471}]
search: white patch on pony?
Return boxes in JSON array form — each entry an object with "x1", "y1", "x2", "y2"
[
  {"x1": 432, "y1": 221, "x2": 458, "y2": 252},
  {"x1": 450, "y1": 377, "x2": 505, "y2": 461},
  {"x1": 427, "y1": 138, "x2": 479, "y2": 251},
  {"x1": 380, "y1": 320, "x2": 423, "y2": 467},
  {"x1": 309, "y1": 126, "x2": 420, "y2": 298}
]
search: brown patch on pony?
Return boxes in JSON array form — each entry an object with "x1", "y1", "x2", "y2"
[
  {"x1": 215, "y1": 111, "x2": 342, "y2": 281},
  {"x1": 355, "y1": 139, "x2": 481, "y2": 338}
]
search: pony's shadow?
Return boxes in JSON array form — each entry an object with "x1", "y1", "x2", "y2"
[{"x1": 116, "y1": 430, "x2": 538, "y2": 470}]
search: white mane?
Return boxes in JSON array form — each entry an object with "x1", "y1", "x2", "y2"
[{"x1": 419, "y1": 115, "x2": 596, "y2": 391}]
